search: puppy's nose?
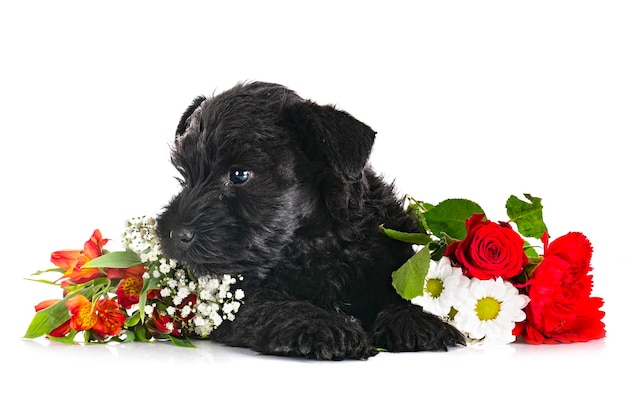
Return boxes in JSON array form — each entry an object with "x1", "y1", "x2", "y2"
[{"x1": 170, "y1": 227, "x2": 196, "y2": 249}]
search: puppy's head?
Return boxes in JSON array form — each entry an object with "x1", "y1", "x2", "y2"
[{"x1": 157, "y1": 81, "x2": 375, "y2": 278}]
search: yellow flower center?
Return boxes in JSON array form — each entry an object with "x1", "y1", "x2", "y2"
[
  {"x1": 75, "y1": 304, "x2": 98, "y2": 329},
  {"x1": 425, "y1": 278, "x2": 444, "y2": 298},
  {"x1": 475, "y1": 296, "x2": 501, "y2": 321}
]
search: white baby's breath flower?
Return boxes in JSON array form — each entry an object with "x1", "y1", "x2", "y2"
[
  {"x1": 193, "y1": 316, "x2": 206, "y2": 327},
  {"x1": 234, "y1": 289, "x2": 245, "y2": 300},
  {"x1": 217, "y1": 286, "x2": 229, "y2": 300},
  {"x1": 180, "y1": 305, "x2": 192, "y2": 318},
  {"x1": 159, "y1": 263, "x2": 171, "y2": 274},
  {"x1": 210, "y1": 311, "x2": 223, "y2": 327},
  {"x1": 452, "y1": 277, "x2": 529, "y2": 345},
  {"x1": 122, "y1": 215, "x2": 245, "y2": 340},
  {"x1": 196, "y1": 302, "x2": 208, "y2": 316},
  {"x1": 199, "y1": 290, "x2": 214, "y2": 302},
  {"x1": 177, "y1": 286, "x2": 190, "y2": 300},
  {"x1": 223, "y1": 302, "x2": 234, "y2": 314},
  {"x1": 411, "y1": 256, "x2": 470, "y2": 319}
]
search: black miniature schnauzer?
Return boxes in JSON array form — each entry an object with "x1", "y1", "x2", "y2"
[{"x1": 157, "y1": 81, "x2": 465, "y2": 360}]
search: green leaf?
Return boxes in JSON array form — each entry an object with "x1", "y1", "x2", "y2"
[
  {"x1": 138, "y1": 276, "x2": 160, "y2": 322},
  {"x1": 82, "y1": 250, "x2": 143, "y2": 269},
  {"x1": 122, "y1": 331, "x2": 136, "y2": 343},
  {"x1": 391, "y1": 246, "x2": 431, "y2": 300},
  {"x1": 523, "y1": 240, "x2": 540, "y2": 258},
  {"x1": 134, "y1": 324, "x2": 149, "y2": 342},
  {"x1": 403, "y1": 196, "x2": 430, "y2": 234},
  {"x1": 23, "y1": 285, "x2": 98, "y2": 338},
  {"x1": 423, "y1": 199, "x2": 484, "y2": 240},
  {"x1": 428, "y1": 239, "x2": 447, "y2": 261},
  {"x1": 30, "y1": 268, "x2": 65, "y2": 276},
  {"x1": 126, "y1": 311, "x2": 141, "y2": 327},
  {"x1": 46, "y1": 331, "x2": 78, "y2": 344},
  {"x1": 23, "y1": 297, "x2": 71, "y2": 338},
  {"x1": 506, "y1": 194, "x2": 548, "y2": 239},
  {"x1": 379, "y1": 225, "x2": 432, "y2": 245},
  {"x1": 169, "y1": 335, "x2": 196, "y2": 348},
  {"x1": 23, "y1": 278, "x2": 61, "y2": 286}
]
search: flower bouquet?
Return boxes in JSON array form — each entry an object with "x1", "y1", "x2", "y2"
[
  {"x1": 24, "y1": 193, "x2": 605, "y2": 349},
  {"x1": 382, "y1": 193, "x2": 606, "y2": 345},
  {"x1": 24, "y1": 216, "x2": 244, "y2": 347}
]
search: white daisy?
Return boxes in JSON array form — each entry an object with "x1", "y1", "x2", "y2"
[
  {"x1": 453, "y1": 277, "x2": 529, "y2": 345},
  {"x1": 411, "y1": 256, "x2": 470, "y2": 318}
]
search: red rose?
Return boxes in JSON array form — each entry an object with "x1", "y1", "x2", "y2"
[
  {"x1": 445, "y1": 213, "x2": 528, "y2": 280},
  {"x1": 517, "y1": 232, "x2": 605, "y2": 344}
]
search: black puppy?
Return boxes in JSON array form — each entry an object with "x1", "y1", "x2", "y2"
[{"x1": 157, "y1": 81, "x2": 465, "y2": 360}]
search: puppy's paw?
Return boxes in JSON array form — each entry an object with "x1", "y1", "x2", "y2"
[
  {"x1": 265, "y1": 315, "x2": 377, "y2": 361},
  {"x1": 372, "y1": 303, "x2": 466, "y2": 352}
]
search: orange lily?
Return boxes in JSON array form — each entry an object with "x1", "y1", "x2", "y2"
[
  {"x1": 91, "y1": 298, "x2": 127, "y2": 339},
  {"x1": 65, "y1": 294, "x2": 126, "y2": 340},
  {"x1": 110, "y1": 264, "x2": 154, "y2": 309},
  {"x1": 51, "y1": 229, "x2": 108, "y2": 284},
  {"x1": 50, "y1": 250, "x2": 82, "y2": 273},
  {"x1": 84, "y1": 229, "x2": 109, "y2": 259},
  {"x1": 116, "y1": 276, "x2": 144, "y2": 309},
  {"x1": 107, "y1": 264, "x2": 147, "y2": 280},
  {"x1": 65, "y1": 295, "x2": 98, "y2": 330}
]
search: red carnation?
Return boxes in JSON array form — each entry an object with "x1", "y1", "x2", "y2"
[{"x1": 517, "y1": 232, "x2": 605, "y2": 344}]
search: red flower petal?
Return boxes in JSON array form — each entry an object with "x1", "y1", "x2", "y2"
[
  {"x1": 544, "y1": 232, "x2": 593, "y2": 275},
  {"x1": 91, "y1": 298, "x2": 125, "y2": 338},
  {"x1": 67, "y1": 267, "x2": 106, "y2": 284},
  {"x1": 49, "y1": 321, "x2": 72, "y2": 337},
  {"x1": 520, "y1": 232, "x2": 605, "y2": 344},
  {"x1": 83, "y1": 229, "x2": 108, "y2": 260},
  {"x1": 447, "y1": 213, "x2": 527, "y2": 280},
  {"x1": 34, "y1": 299, "x2": 60, "y2": 312},
  {"x1": 116, "y1": 277, "x2": 144, "y2": 309},
  {"x1": 50, "y1": 250, "x2": 82, "y2": 272},
  {"x1": 107, "y1": 264, "x2": 147, "y2": 280}
]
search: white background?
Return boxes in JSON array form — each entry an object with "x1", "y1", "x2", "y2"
[{"x1": 1, "y1": 1, "x2": 624, "y2": 405}]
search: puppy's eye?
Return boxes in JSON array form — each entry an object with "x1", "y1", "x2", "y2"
[{"x1": 229, "y1": 168, "x2": 251, "y2": 185}]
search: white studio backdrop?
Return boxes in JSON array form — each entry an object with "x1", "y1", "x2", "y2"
[{"x1": 1, "y1": 1, "x2": 624, "y2": 405}]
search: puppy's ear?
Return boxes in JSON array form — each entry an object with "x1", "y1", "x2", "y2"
[
  {"x1": 286, "y1": 101, "x2": 376, "y2": 182},
  {"x1": 175, "y1": 96, "x2": 207, "y2": 145}
]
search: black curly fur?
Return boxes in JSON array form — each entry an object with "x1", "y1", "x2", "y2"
[{"x1": 157, "y1": 81, "x2": 465, "y2": 360}]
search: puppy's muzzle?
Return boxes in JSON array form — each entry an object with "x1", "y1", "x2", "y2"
[{"x1": 170, "y1": 227, "x2": 196, "y2": 250}]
